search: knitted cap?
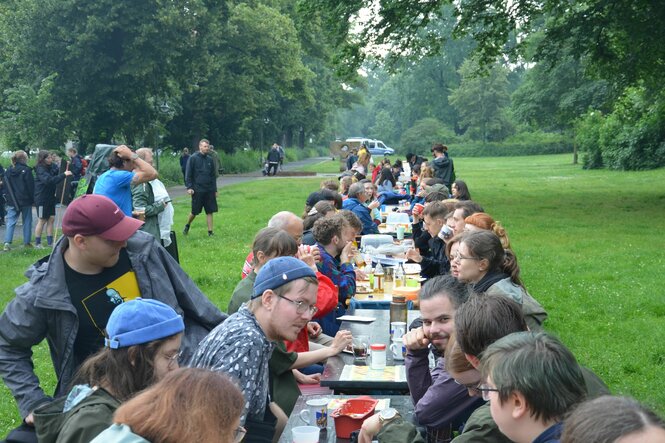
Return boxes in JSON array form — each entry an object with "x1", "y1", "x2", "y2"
[
  {"x1": 105, "y1": 298, "x2": 185, "y2": 349},
  {"x1": 253, "y1": 256, "x2": 316, "y2": 298}
]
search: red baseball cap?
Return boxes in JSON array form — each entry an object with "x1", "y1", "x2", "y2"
[{"x1": 62, "y1": 194, "x2": 143, "y2": 241}]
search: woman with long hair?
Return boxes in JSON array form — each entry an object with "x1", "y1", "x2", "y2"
[
  {"x1": 34, "y1": 150, "x2": 72, "y2": 248},
  {"x1": 454, "y1": 231, "x2": 548, "y2": 331},
  {"x1": 464, "y1": 212, "x2": 511, "y2": 249},
  {"x1": 451, "y1": 180, "x2": 471, "y2": 201},
  {"x1": 34, "y1": 299, "x2": 185, "y2": 443},
  {"x1": 302, "y1": 201, "x2": 337, "y2": 245},
  {"x1": 92, "y1": 368, "x2": 246, "y2": 443}
]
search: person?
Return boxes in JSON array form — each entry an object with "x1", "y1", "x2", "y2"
[
  {"x1": 131, "y1": 148, "x2": 170, "y2": 242},
  {"x1": 66, "y1": 148, "x2": 84, "y2": 200},
  {"x1": 406, "y1": 153, "x2": 426, "y2": 172},
  {"x1": 3, "y1": 150, "x2": 35, "y2": 251},
  {"x1": 452, "y1": 294, "x2": 609, "y2": 443},
  {"x1": 241, "y1": 211, "x2": 305, "y2": 279},
  {"x1": 183, "y1": 139, "x2": 218, "y2": 236},
  {"x1": 313, "y1": 214, "x2": 357, "y2": 336},
  {"x1": 478, "y1": 332, "x2": 587, "y2": 443},
  {"x1": 0, "y1": 194, "x2": 225, "y2": 430},
  {"x1": 342, "y1": 182, "x2": 379, "y2": 235},
  {"x1": 33, "y1": 298, "x2": 185, "y2": 443},
  {"x1": 266, "y1": 144, "x2": 281, "y2": 176},
  {"x1": 33, "y1": 151, "x2": 73, "y2": 249},
  {"x1": 361, "y1": 181, "x2": 382, "y2": 225},
  {"x1": 561, "y1": 395, "x2": 665, "y2": 443},
  {"x1": 346, "y1": 148, "x2": 358, "y2": 171},
  {"x1": 464, "y1": 212, "x2": 511, "y2": 249},
  {"x1": 302, "y1": 201, "x2": 337, "y2": 246},
  {"x1": 359, "y1": 276, "x2": 483, "y2": 443},
  {"x1": 179, "y1": 147, "x2": 190, "y2": 183},
  {"x1": 351, "y1": 150, "x2": 371, "y2": 180},
  {"x1": 445, "y1": 233, "x2": 464, "y2": 279},
  {"x1": 209, "y1": 144, "x2": 222, "y2": 178},
  {"x1": 431, "y1": 144, "x2": 455, "y2": 190},
  {"x1": 191, "y1": 257, "x2": 319, "y2": 441},
  {"x1": 376, "y1": 166, "x2": 403, "y2": 204},
  {"x1": 339, "y1": 175, "x2": 354, "y2": 199},
  {"x1": 93, "y1": 145, "x2": 158, "y2": 217},
  {"x1": 406, "y1": 201, "x2": 451, "y2": 279},
  {"x1": 451, "y1": 180, "x2": 471, "y2": 201},
  {"x1": 303, "y1": 188, "x2": 342, "y2": 218},
  {"x1": 0, "y1": 163, "x2": 6, "y2": 226},
  {"x1": 277, "y1": 144, "x2": 285, "y2": 171},
  {"x1": 455, "y1": 230, "x2": 548, "y2": 330},
  {"x1": 450, "y1": 200, "x2": 484, "y2": 235},
  {"x1": 91, "y1": 368, "x2": 246, "y2": 443}
]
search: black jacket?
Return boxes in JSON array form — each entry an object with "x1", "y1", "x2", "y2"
[
  {"x1": 185, "y1": 152, "x2": 217, "y2": 192},
  {"x1": 34, "y1": 164, "x2": 67, "y2": 205},
  {"x1": 420, "y1": 236, "x2": 450, "y2": 279},
  {"x1": 4, "y1": 162, "x2": 34, "y2": 207},
  {"x1": 267, "y1": 148, "x2": 281, "y2": 163}
]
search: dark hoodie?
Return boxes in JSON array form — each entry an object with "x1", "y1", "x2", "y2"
[
  {"x1": 4, "y1": 161, "x2": 34, "y2": 207},
  {"x1": 34, "y1": 164, "x2": 67, "y2": 205}
]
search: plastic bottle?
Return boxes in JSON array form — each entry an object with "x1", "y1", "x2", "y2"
[
  {"x1": 373, "y1": 262, "x2": 384, "y2": 294},
  {"x1": 394, "y1": 263, "x2": 406, "y2": 288},
  {"x1": 390, "y1": 295, "x2": 408, "y2": 327}
]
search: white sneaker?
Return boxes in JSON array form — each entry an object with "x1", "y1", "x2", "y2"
[
  {"x1": 3, "y1": 243, "x2": 10, "y2": 252},
  {"x1": 35, "y1": 244, "x2": 44, "y2": 249}
]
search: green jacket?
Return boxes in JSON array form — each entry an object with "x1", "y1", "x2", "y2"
[
  {"x1": 227, "y1": 270, "x2": 256, "y2": 314},
  {"x1": 131, "y1": 181, "x2": 164, "y2": 241},
  {"x1": 33, "y1": 387, "x2": 120, "y2": 443},
  {"x1": 270, "y1": 341, "x2": 299, "y2": 416}
]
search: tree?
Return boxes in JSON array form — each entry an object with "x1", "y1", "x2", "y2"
[
  {"x1": 400, "y1": 118, "x2": 456, "y2": 154},
  {"x1": 449, "y1": 59, "x2": 513, "y2": 142}
]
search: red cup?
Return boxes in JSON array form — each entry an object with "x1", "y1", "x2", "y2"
[{"x1": 413, "y1": 203, "x2": 425, "y2": 216}]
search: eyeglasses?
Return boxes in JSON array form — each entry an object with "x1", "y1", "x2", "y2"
[
  {"x1": 163, "y1": 350, "x2": 182, "y2": 369},
  {"x1": 277, "y1": 294, "x2": 318, "y2": 315},
  {"x1": 454, "y1": 379, "x2": 482, "y2": 392},
  {"x1": 451, "y1": 252, "x2": 480, "y2": 262},
  {"x1": 234, "y1": 426, "x2": 247, "y2": 443},
  {"x1": 476, "y1": 383, "x2": 501, "y2": 401}
]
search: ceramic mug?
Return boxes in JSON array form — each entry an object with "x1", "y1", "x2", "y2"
[{"x1": 299, "y1": 398, "x2": 329, "y2": 429}]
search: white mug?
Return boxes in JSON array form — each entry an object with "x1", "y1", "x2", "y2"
[
  {"x1": 390, "y1": 321, "x2": 407, "y2": 340},
  {"x1": 390, "y1": 339, "x2": 406, "y2": 361},
  {"x1": 299, "y1": 398, "x2": 329, "y2": 429}
]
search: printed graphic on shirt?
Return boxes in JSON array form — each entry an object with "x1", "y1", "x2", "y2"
[{"x1": 81, "y1": 271, "x2": 141, "y2": 335}]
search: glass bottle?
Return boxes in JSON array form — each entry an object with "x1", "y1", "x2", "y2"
[
  {"x1": 390, "y1": 295, "x2": 408, "y2": 328},
  {"x1": 373, "y1": 262, "x2": 384, "y2": 294},
  {"x1": 394, "y1": 263, "x2": 406, "y2": 288}
]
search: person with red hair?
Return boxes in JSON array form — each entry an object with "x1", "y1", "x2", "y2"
[{"x1": 464, "y1": 212, "x2": 511, "y2": 249}]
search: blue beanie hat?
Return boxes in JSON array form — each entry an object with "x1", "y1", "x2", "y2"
[
  {"x1": 253, "y1": 256, "x2": 317, "y2": 298},
  {"x1": 105, "y1": 298, "x2": 185, "y2": 349}
]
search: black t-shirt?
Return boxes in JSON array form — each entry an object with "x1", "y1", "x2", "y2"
[{"x1": 64, "y1": 249, "x2": 141, "y2": 366}]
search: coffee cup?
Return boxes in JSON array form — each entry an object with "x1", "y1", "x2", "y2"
[
  {"x1": 299, "y1": 398, "x2": 329, "y2": 429},
  {"x1": 292, "y1": 426, "x2": 320, "y2": 443},
  {"x1": 390, "y1": 321, "x2": 407, "y2": 340},
  {"x1": 390, "y1": 338, "x2": 406, "y2": 361}
]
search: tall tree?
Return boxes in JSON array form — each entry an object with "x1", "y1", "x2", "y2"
[{"x1": 449, "y1": 59, "x2": 513, "y2": 142}]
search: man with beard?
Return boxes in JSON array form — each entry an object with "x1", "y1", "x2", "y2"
[
  {"x1": 191, "y1": 256, "x2": 319, "y2": 442},
  {"x1": 313, "y1": 214, "x2": 357, "y2": 336},
  {"x1": 359, "y1": 276, "x2": 484, "y2": 443}
]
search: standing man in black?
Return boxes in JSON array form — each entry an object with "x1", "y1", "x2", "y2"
[{"x1": 183, "y1": 138, "x2": 218, "y2": 237}]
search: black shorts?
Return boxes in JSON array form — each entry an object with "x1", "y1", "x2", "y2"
[
  {"x1": 36, "y1": 203, "x2": 56, "y2": 219},
  {"x1": 191, "y1": 190, "x2": 218, "y2": 215}
]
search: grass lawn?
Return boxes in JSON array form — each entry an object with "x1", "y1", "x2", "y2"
[{"x1": 1, "y1": 153, "x2": 664, "y2": 434}]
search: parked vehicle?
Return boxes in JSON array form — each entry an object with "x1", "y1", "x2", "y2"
[{"x1": 344, "y1": 138, "x2": 395, "y2": 156}]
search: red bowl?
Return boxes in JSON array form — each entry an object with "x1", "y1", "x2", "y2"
[{"x1": 331, "y1": 397, "x2": 379, "y2": 438}]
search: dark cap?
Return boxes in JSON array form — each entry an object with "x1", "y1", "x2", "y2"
[{"x1": 62, "y1": 194, "x2": 143, "y2": 241}]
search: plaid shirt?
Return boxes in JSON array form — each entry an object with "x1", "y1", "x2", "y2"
[{"x1": 315, "y1": 243, "x2": 356, "y2": 304}]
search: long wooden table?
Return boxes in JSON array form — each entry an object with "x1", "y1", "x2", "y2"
[
  {"x1": 279, "y1": 394, "x2": 415, "y2": 442},
  {"x1": 320, "y1": 309, "x2": 420, "y2": 393}
]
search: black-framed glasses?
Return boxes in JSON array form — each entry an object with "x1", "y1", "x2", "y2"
[
  {"x1": 476, "y1": 383, "x2": 500, "y2": 401},
  {"x1": 277, "y1": 294, "x2": 318, "y2": 315},
  {"x1": 234, "y1": 426, "x2": 247, "y2": 443}
]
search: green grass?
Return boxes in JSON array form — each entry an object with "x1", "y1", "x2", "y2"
[{"x1": 1, "y1": 153, "x2": 664, "y2": 434}]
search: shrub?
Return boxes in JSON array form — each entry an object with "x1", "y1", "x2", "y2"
[
  {"x1": 448, "y1": 131, "x2": 572, "y2": 157},
  {"x1": 399, "y1": 118, "x2": 458, "y2": 154}
]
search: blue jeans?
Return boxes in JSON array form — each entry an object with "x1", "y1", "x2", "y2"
[{"x1": 4, "y1": 205, "x2": 33, "y2": 245}]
